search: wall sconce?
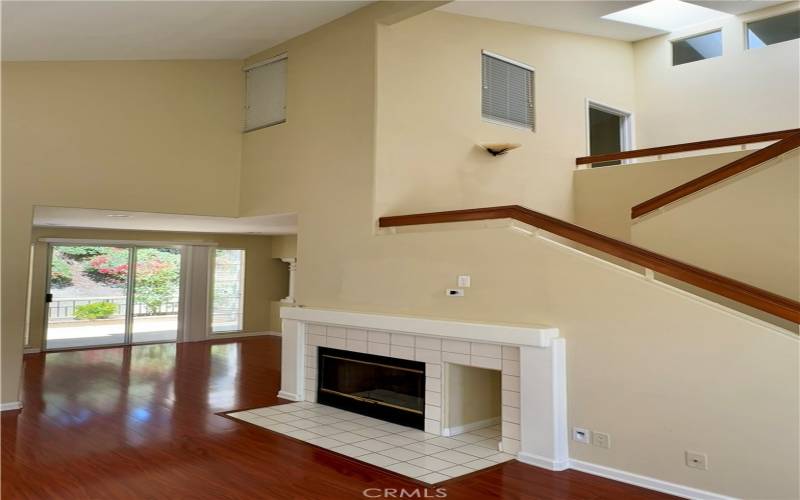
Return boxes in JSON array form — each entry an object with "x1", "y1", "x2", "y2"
[{"x1": 481, "y1": 143, "x2": 521, "y2": 156}]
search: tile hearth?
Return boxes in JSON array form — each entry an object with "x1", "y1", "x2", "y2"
[{"x1": 227, "y1": 402, "x2": 514, "y2": 484}]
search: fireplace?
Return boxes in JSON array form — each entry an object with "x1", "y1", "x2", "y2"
[{"x1": 317, "y1": 347, "x2": 426, "y2": 429}]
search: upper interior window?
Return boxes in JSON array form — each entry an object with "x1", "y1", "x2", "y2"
[
  {"x1": 481, "y1": 52, "x2": 535, "y2": 130},
  {"x1": 244, "y1": 55, "x2": 287, "y2": 132},
  {"x1": 747, "y1": 11, "x2": 800, "y2": 49},
  {"x1": 671, "y1": 30, "x2": 722, "y2": 66}
]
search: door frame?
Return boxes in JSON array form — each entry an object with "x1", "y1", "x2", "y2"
[
  {"x1": 42, "y1": 242, "x2": 186, "y2": 351},
  {"x1": 584, "y1": 99, "x2": 634, "y2": 165}
]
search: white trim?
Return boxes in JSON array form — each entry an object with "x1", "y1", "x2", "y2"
[
  {"x1": 277, "y1": 390, "x2": 303, "y2": 401},
  {"x1": 569, "y1": 459, "x2": 736, "y2": 500},
  {"x1": 481, "y1": 50, "x2": 535, "y2": 72},
  {"x1": 280, "y1": 307, "x2": 558, "y2": 347},
  {"x1": 517, "y1": 452, "x2": 570, "y2": 471},
  {"x1": 584, "y1": 98, "x2": 634, "y2": 166},
  {"x1": 39, "y1": 238, "x2": 217, "y2": 247},
  {"x1": 205, "y1": 330, "x2": 280, "y2": 340},
  {"x1": 669, "y1": 26, "x2": 723, "y2": 44},
  {"x1": 0, "y1": 401, "x2": 23, "y2": 412},
  {"x1": 441, "y1": 417, "x2": 501, "y2": 437},
  {"x1": 243, "y1": 52, "x2": 287, "y2": 72},
  {"x1": 23, "y1": 347, "x2": 41, "y2": 354}
]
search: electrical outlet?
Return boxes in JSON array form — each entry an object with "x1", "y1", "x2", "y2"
[
  {"x1": 572, "y1": 427, "x2": 591, "y2": 444},
  {"x1": 457, "y1": 275, "x2": 471, "y2": 288},
  {"x1": 592, "y1": 431, "x2": 611, "y2": 449},
  {"x1": 685, "y1": 451, "x2": 708, "y2": 470}
]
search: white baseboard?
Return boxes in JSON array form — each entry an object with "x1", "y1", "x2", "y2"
[
  {"x1": 0, "y1": 401, "x2": 23, "y2": 412},
  {"x1": 205, "y1": 330, "x2": 281, "y2": 341},
  {"x1": 517, "y1": 452, "x2": 570, "y2": 471},
  {"x1": 569, "y1": 459, "x2": 734, "y2": 500},
  {"x1": 23, "y1": 347, "x2": 41, "y2": 354},
  {"x1": 277, "y1": 390, "x2": 303, "y2": 401},
  {"x1": 441, "y1": 417, "x2": 501, "y2": 437}
]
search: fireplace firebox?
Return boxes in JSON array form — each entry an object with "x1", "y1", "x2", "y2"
[{"x1": 317, "y1": 347, "x2": 426, "y2": 429}]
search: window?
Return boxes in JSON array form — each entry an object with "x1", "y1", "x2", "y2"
[
  {"x1": 747, "y1": 11, "x2": 800, "y2": 49},
  {"x1": 481, "y1": 52, "x2": 535, "y2": 130},
  {"x1": 211, "y1": 249, "x2": 245, "y2": 333},
  {"x1": 671, "y1": 30, "x2": 722, "y2": 65},
  {"x1": 244, "y1": 54, "x2": 287, "y2": 131}
]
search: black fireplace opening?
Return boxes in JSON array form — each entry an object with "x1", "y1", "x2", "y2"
[{"x1": 317, "y1": 347, "x2": 425, "y2": 429}]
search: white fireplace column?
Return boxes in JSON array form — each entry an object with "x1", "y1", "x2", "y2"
[{"x1": 280, "y1": 258, "x2": 297, "y2": 304}]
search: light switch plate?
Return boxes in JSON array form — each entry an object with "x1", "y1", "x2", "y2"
[{"x1": 457, "y1": 275, "x2": 471, "y2": 287}]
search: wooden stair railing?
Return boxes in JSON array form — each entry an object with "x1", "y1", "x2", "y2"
[
  {"x1": 575, "y1": 128, "x2": 799, "y2": 166},
  {"x1": 378, "y1": 205, "x2": 800, "y2": 325},
  {"x1": 631, "y1": 131, "x2": 800, "y2": 219}
]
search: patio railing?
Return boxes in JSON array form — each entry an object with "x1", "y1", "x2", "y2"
[{"x1": 48, "y1": 296, "x2": 180, "y2": 321}]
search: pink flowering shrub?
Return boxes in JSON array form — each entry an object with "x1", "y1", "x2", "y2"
[{"x1": 84, "y1": 248, "x2": 129, "y2": 284}]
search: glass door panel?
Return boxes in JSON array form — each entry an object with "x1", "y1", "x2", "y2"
[
  {"x1": 45, "y1": 246, "x2": 131, "y2": 350},
  {"x1": 131, "y1": 247, "x2": 182, "y2": 344}
]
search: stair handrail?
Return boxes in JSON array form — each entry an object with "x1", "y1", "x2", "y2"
[
  {"x1": 631, "y1": 131, "x2": 800, "y2": 219},
  {"x1": 378, "y1": 205, "x2": 800, "y2": 325},
  {"x1": 575, "y1": 128, "x2": 799, "y2": 166}
]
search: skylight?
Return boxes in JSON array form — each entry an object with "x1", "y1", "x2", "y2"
[{"x1": 602, "y1": 0, "x2": 731, "y2": 32}]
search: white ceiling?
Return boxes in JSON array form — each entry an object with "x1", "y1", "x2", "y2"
[
  {"x1": 33, "y1": 207, "x2": 297, "y2": 235},
  {"x1": 1, "y1": 1, "x2": 370, "y2": 61},
  {"x1": 439, "y1": 1, "x2": 787, "y2": 42}
]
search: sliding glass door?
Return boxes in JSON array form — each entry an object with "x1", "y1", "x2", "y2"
[
  {"x1": 45, "y1": 246, "x2": 130, "y2": 349},
  {"x1": 45, "y1": 244, "x2": 182, "y2": 350}
]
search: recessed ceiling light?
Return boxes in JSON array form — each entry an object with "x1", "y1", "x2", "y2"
[
  {"x1": 106, "y1": 214, "x2": 132, "y2": 218},
  {"x1": 602, "y1": 0, "x2": 730, "y2": 32}
]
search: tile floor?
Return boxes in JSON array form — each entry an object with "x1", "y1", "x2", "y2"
[{"x1": 227, "y1": 402, "x2": 514, "y2": 485}]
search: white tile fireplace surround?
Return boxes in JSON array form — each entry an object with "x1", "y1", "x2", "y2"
[{"x1": 279, "y1": 307, "x2": 568, "y2": 472}]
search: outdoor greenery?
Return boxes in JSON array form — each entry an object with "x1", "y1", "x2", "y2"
[
  {"x1": 50, "y1": 252, "x2": 74, "y2": 288},
  {"x1": 83, "y1": 247, "x2": 130, "y2": 285},
  {"x1": 57, "y1": 246, "x2": 104, "y2": 259},
  {"x1": 74, "y1": 301, "x2": 117, "y2": 320},
  {"x1": 135, "y1": 249, "x2": 180, "y2": 314},
  {"x1": 53, "y1": 245, "x2": 181, "y2": 318}
]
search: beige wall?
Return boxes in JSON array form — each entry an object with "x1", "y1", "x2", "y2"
[
  {"x1": 633, "y1": 3, "x2": 800, "y2": 148},
  {"x1": 271, "y1": 234, "x2": 298, "y2": 259},
  {"x1": 376, "y1": 11, "x2": 635, "y2": 221},
  {"x1": 25, "y1": 228, "x2": 288, "y2": 350},
  {"x1": 631, "y1": 149, "x2": 800, "y2": 300},
  {"x1": 3, "y1": 2, "x2": 799, "y2": 497},
  {"x1": 574, "y1": 150, "x2": 751, "y2": 240},
  {"x1": 269, "y1": 235, "x2": 297, "y2": 332},
  {"x1": 236, "y1": 5, "x2": 799, "y2": 497},
  {"x1": 444, "y1": 364, "x2": 501, "y2": 430},
  {"x1": 2, "y1": 60, "x2": 244, "y2": 401}
]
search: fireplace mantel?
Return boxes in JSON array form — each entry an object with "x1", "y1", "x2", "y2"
[
  {"x1": 280, "y1": 307, "x2": 559, "y2": 347},
  {"x1": 280, "y1": 306, "x2": 568, "y2": 471}
]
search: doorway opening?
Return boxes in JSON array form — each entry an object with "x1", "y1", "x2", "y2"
[
  {"x1": 44, "y1": 244, "x2": 183, "y2": 350},
  {"x1": 586, "y1": 100, "x2": 632, "y2": 168}
]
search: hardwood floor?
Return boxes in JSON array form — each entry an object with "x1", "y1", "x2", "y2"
[{"x1": 2, "y1": 337, "x2": 675, "y2": 499}]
